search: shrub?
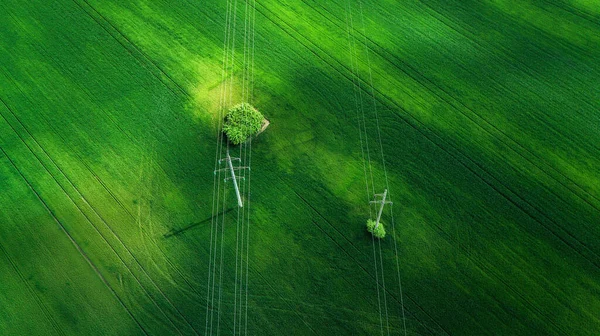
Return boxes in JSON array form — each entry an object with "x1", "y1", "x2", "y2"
[
  {"x1": 223, "y1": 103, "x2": 264, "y2": 145},
  {"x1": 366, "y1": 219, "x2": 386, "y2": 239}
]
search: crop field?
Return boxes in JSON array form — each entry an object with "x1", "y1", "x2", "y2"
[{"x1": 1, "y1": 0, "x2": 599, "y2": 335}]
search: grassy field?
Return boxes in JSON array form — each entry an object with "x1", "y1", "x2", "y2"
[{"x1": 1, "y1": 0, "x2": 599, "y2": 335}]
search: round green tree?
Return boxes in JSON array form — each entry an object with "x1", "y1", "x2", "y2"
[
  {"x1": 223, "y1": 103, "x2": 264, "y2": 145},
  {"x1": 366, "y1": 219, "x2": 386, "y2": 239}
]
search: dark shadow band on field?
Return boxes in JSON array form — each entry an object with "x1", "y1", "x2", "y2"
[{"x1": 163, "y1": 207, "x2": 235, "y2": 238}]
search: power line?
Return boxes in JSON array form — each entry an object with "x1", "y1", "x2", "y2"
[
  {"x1": 206, "y1": 0, "x2": 257, "y2": 333},
  {"x1": 206, "y1": 0, "x2": 235, "y2": 333},
  {"x1": 357, "y1": 0, "x2": 407, "y2": 334},
  {"x1": 345, "y1": 2, "x2": 385, "y2": 334},
  {"x1": 244, "y1": 1, "x2": 257, "y2": 334}
]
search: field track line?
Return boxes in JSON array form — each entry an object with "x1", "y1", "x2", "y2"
[
  {"x1": 255, "y1": 0, "x2": 599, "y2": 267},
  {"x1": 301, "y1": 0, "x2": 600, "y2": 212},
  {"x1": 261, "y1": 3, "x2": 580, "y2": 326},
  {"x1": 410, "y1": 0, "x2": 600, "y2": 153},
  {"x1": 292, "y1": 174, "x2": 570, "y2": 335},
  {"x1": 72, "y1": 0, "x2": 600, "y2": 219},
  {"x1": 1, "y1": 52, "x2": 202, "y2": 324},
  {"x1": 248, "y1": 267, "x2": 319, "y2": 335},
  {"x1": 0, "y1": 111, "x2": 185, "y2": 334},
  {"x1": 0, "y1": 97, "x2": 197, "y2": 335},
  {"x1": 136, "y1": 150, "x2": 186, "y2": 296},
  {"x1": 253, "y1": 2, "x2": 600, "y2": 270},
  {"x1": 545, "y1": 0, "x2": 600, "y2": 28},
  {"x1": 291, "y1": 184, "x2": 450, "y2": 336},
  {"x1": 410, "y1": 1, "x2": 600, "y2": 131},
  {"x1": 248, "y1": 266, "x2": 405, "y2": 329},
  {"x1": 71, "y1": 0, "x2": 187, "y2": 97},
  {"x1": 68, "y1": 0, "x2": 592, "y2": 330},
  {"x1": 0, "y1": 140, "x2": 150, "y2": 336},
  {"x1": 137, "y1": 144, "x2": 207, "y2": 301},
  {"x1": 1, "y1": 48, "x2": 212, "y2": 330},
  {"x1": 299, "y1": 0, "x2": 600, "y2": 219},
  {"x1": 0, "y1": 241, "x2": 65, "y2": 336}
]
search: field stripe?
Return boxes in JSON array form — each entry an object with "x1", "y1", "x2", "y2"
[
  {"x1": 254, "y1": 4, "x2": 595, "y2": 333},
  {"x1": 252, "y1": 7, "x2": 599, "y2": 334},
  {"x1": 70, "y1": 0, "x2": 187, "y2": 97},
  {"x1": 0, "y1": 108, "x2": 176, "y2": 334},
  {"x1": 545, "y1": 0, "x2": 600, "y2": 26},
  {"x1": 253, "y1": 6, "x2": 580, "y2": 334},
  {"x1": 0, "y1": 241, "x2": 65, "y2": 336},
  {"x1": 289, "y1": 180, "x2": 450, "y2": 335},
  {"x1": 1, "y1": 28, "x2": 212, "y2": 327},
  {"x1": 410, "y1": 0, "x2": 600, "y2": 110},
  {"x1": 249, "y1": 266, "x2": 320, "y2": 334},
  {"x1": 301, "y1": 0, "x2": 600, "y2": 212},
  {"x1": 407, "y1": 0, "x2": 600, "y2": 187},
  {"x1": 294, "y1": 0, "x2": 600, "y2": 230},
  {"x1": 2, "y1": 0, "x2": 596, "y2": 334},
  {"x1": 0, "y1": 94, "x2": 199, "y2": 335},
  {"x1": 0, "y1": 131, "x2": 150, "y2": 336},
  {"x1": 290, "y1": 173, "x2": 558, "y2": 334},
  {"x1": 354, "y1": 1, "x2": 408, "y2": 334},
  {"x1": 254, "y1": 1, "x2": 600, "y2": 268}
]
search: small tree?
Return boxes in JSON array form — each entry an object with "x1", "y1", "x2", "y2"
[
  {"x1": 366, "y1": 219, "x2": 386, "y2": 239},
  {"x1": 223, "y1": 103, "x2": 264, "y2": 145}
]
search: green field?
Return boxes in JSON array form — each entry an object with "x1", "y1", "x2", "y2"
[{"x1": 1, "y1": 0, "x2": 599, "y2": 335}]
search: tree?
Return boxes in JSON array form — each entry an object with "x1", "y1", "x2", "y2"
[
  {"x1": 366, "y1": 219, "x2": 386, "y2": 239},
  {"x1": 223, "y1": 103, "x2": 264, "y2": 145}
]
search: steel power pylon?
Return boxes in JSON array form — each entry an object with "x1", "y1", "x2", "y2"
[
  {"x1": 215, "y1": 149, "x2": 249, "y2": 207},
  {"x1": 370, "y1": 189, "x2": 392, "y2": 229}
]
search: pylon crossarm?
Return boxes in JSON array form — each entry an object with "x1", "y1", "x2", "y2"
[
  {"x1": 215, "y1": 166, "x2": 249, "y2": 173},
  {"x1": 369, "y1": 201, "x2": 392, "y2": 204},
  {"x1": 219, "y1": 157, "x2": 241, "y2": 163},
  {"x1": 225, "y1": 176, "x2": 245, "y2": 181}
]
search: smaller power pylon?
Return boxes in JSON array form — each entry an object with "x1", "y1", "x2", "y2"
[
  {"x1": 369, "y1": 189, "x2": 392, "y2": 229},
  {"x1": 215, "y1": 149, "x2": 249, "y2": 207}
]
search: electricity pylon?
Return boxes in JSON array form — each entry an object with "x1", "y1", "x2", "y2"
[
  {"x1": 215, "y1": 149, "x2": 249, "y2": 207},
  {"x1": 369, "y1": 189, "x2": 392, "y2": 229}
]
